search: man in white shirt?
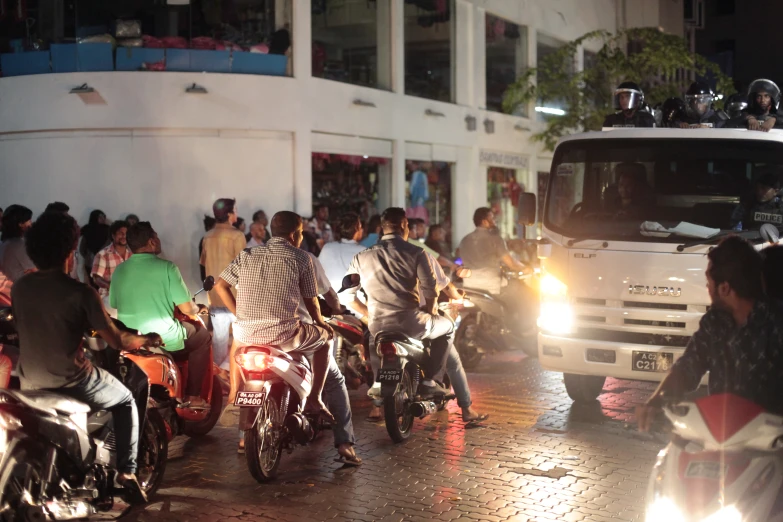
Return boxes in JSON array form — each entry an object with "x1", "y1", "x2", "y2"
[
  {"x1": 247, "y1": 221, "x2": 266, "y2": 248},
  {"x1": 319, "y1": 213, "x2": 366, "y2": 293}
]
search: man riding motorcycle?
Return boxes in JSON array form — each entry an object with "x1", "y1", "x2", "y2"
[
  {"x1": 110, "y1": 221, "x2": 212, "y2": 410},
  {"x1": 637, "y1": 237, "x2": 783, "y2": 431},
  {"x1": 11, "y1": 211, "x2": 162, "y2": 503},
  {"x1": 344, "y1": 207, "x2": 451, "y2": 398}
]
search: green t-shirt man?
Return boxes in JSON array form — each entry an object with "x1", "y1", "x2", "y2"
[{"x1": 110, "y1": 253, "x2": 191, "y2": 351}]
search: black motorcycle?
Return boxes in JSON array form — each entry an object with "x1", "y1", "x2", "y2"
[
  {"x1": 0, "y1": 332, "x2": 168, "y2": 520},
  {"x1": 455, "y1": 268, "x2": 538, "y2": 369},
  {"x1": 318, "y1": 298, "x2": 373, "y2": 390}
]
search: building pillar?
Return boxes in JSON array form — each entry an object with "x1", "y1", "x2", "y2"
[
  {"x1": 392, "y1": 139, "x2": 406, "y2": 209},
  {"x1": 293, "y1": 130, "x2": 312, "y2": 216},
  {"x1": 292, "y1": 0, "x2": 312, "y2": 80}
]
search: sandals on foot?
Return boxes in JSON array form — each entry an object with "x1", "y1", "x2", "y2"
[
  {"x1": 335, "y1": 454, "x2": 362, "y2": 467},
  {"x1": 463, "y1": 413, "x2": 489, "y2": 423}
]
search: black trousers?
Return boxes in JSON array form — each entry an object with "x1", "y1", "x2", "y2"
[{"x1": 178, "y1": 321, "x2": 213, "y2": 396}]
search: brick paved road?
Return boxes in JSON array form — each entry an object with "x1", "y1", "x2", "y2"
[{"x1": 122, "y1": 353, "x2": 669, "y2": 522}]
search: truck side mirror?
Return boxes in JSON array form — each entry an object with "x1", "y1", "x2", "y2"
[{"x1": 518, "y1": 192, "x2": 537, "y2": 226}]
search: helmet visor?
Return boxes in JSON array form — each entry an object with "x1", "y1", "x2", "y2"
[
  {"x1": 686, "y1": 94, "x2": 713, "y2": 117},
  {"x1": 615, "y1": 90, "x2": 642, "y2": 110}
]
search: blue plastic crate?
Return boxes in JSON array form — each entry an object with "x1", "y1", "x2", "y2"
[
  {"x1": 231, "y1": 52, "x2": 287, "y2": 76},
  {"x1": 1, "y1": 51, "x2": 50, "y2": 76},
  {"x1": 77, "y1": 43, "x2": 113, "y2": 72},
  {"x1": 51, "y1": 43, "x2": 78, "y2": 73},
  {"x1": 190, "y1": 50, "x2": 230, "y2": 73},
  {"x1": 116, "y1": 47, "x2": 164, "y2": 71},
  {"x1": 165, "y1": 49, "x2": 191, "y2": 72}
]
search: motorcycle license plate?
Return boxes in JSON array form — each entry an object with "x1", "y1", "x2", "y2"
[
  {"x1": 632, "y1": 351, "x2": 673, "y2": 373},
  {"x1": 377, "y1": 369, "x2": 403, "y2": 383},
  {"x1": 234, "y1": 391, "x2": 265, "y2": 406}
]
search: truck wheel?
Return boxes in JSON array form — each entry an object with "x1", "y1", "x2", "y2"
[{"x1": 563, "y1": 374, "x2": 606, "y2": 402}]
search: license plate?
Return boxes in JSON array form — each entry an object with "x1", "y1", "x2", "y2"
[
  {"x1": 234, "y1": 391, "x2": 266, "y2": 406},
  {"x1": 632, "y1": 351, "x2": 673, "y2": 373},
  {"x1": 377, "y1": 369, "x2": 403, "y2": 383}
]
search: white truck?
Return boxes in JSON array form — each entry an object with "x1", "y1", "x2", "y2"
[{"x1": 523, "y1": 128, "x2": 783, "y2": 401}]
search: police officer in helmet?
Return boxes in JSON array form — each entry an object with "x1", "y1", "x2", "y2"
[
  {"x1": 660, "y1": 97, "x2": 686, "y2": 128},
  {"x1": 731, "y1": 168, "x2": 783, "y2": 230},
  {"x1": 724, "y1": 93, "x2": 748, "y2": 120},
  {"x1": 730, "y1": 79, "x2": 782, "y2": 132},
  {"x1": 603, "y1": 81, "x2": 656, "y2": 128},
  {"x1": 679, "y1": 81, "x2": 728, "y2": 128}
]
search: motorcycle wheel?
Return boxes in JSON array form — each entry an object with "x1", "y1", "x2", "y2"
[
  {"x1": 384, "y1": 366, "x2": 416, "y2": 443},
  {"x1": 183, "y1": 375, "x2": 224, "y2": 437},
  {"x1": 455, "y1": 314, "x2": 483, "y2": 371},
  {"x1": 245, "y1": 388, "x2": 283, "y2": 483},
  {"x1": 138, "y1": 408, "x2": 168, "y2": 499},
  {"x1": 0, "y1": 443, "x2": 47, "y2": 522}
]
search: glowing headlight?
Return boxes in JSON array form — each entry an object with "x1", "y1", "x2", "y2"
[
  {"x1": 538, "y1": 274, "x2": 573, "y2": 334},
  {"x1": 646, "y1": 498, "x2": 685, "y2": 522},
  {"x1": 702, "y1": 505, "x2": 742, "y2": 522}
]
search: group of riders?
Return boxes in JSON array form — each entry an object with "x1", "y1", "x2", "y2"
[{"x1": 603, "y1": 78, "x2": 783, "y2": 131}]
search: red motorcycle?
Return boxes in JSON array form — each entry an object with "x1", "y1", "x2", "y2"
[{"x1": 124, "y1": 277, "x2": 223, "y2": 439}]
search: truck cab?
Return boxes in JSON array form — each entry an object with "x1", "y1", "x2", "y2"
[{"x1": 534, "y1": 128, "x2": 783, "y2": 401}]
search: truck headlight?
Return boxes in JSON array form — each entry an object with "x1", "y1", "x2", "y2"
[
  {"x1": 538, "y1": 274, "x2": 573, "y2": 335},
  {"x1": 645, "y1": 497, "x2": 685, "y2": 522}
]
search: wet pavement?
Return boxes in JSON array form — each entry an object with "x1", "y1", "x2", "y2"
[{"x1": 121, "y1": 352, "x2": 667, "y2": 522}]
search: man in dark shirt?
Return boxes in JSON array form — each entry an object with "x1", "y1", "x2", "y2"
[
  {"x1": 602, "y1": 81, "x2": 656, "y2": 128},
  {"x1": 11, "y1": 212, "x2": 162, "y2": 503},
  {"x1": 638, "y1": 237, "x2": 783, "y2": 430},
  {"x1": 730, "y1": 170, "x2": 783, "y2": 230}
]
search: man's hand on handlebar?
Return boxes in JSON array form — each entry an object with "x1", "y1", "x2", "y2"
[{"x1": 143, "y1": 333, "x2": 164, "y2": 349}]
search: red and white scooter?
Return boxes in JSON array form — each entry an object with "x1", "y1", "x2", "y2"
[{"x1": 646, "y1": 393, "x2": 783, "y2": 522}]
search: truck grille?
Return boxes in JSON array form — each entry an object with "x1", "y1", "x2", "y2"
[
  {"x1": 623, "y1": 301, "x2": 687, "y2": 311},
  {"x1": 572, "y1": 327, "x2": 690, "y2": 347},
  {"x1": 624, "y1": 318, "x2": 686, "y2": 328}
]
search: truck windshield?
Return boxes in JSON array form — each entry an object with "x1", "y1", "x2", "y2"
[{"x1": 545, "y1": 138, "x2": 783, "y2": 241}]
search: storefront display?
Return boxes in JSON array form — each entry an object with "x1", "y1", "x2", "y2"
[
  {"x1": 312, "y1": 153, "x2": 388, "y2": 227},
  {"x1": 487, "y1": 167, "x2": 523, "y2": 239},
  {"x1": 405, "y1": 161, "x2": 452, "y2": 245}
]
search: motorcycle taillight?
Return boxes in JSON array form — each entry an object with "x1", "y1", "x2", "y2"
[
  {"x1": 235, "y1": 349, "x2": 274, "y2": 371},
  {"x1": 378, "y1": 343, "x2": 397, "y2": 357}
]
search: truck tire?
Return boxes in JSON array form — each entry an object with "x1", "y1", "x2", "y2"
[{"x1": 563, "y1": 374, "x2": 606, "y2": 402}]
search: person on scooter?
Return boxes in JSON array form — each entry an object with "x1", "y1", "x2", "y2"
[
  {"x1": 110, "y1": 222, "x2": 213, "y2": 410},
  {"x1": 637, "y1": 237, "x2": 783, "y2": 431},
  {"x1": 214, "y1": 211, "x2": 336, "y2": 423},
  {"x1": 343, "y1": 207, "x2": 451, "y2": 398},
  {"x1": 457, "y1": 208, "x2": 534, "y2": 334},
  {"x1": 11, "y1": 211, "x2": 161, "y2": 503}
]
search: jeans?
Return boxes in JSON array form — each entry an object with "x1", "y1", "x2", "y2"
[
  {"x1": 210, "y1": 307, "x2": 235, "y2": 370},
  {"x1": 323, "y1": 351, "x2": 356, "y2": 447},
  {"x1": 55, "y1": 366, "x2": 138, "y2": 474},
  {"x1": 178, "y1": 322, "x2": 213, "y2": 396},
  {"x1": 418, "y1": 314, "x2": 454, "y2": 380},
  {"x1": 435, "y1": 346, "x2": 471, "y2": 409}
]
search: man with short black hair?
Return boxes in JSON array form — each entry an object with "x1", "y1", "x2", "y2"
[
  {"x1": 12, "y1": 212, "x2": 160, "y2": 503},
  {"x1": 308, "y1": 204, "x2": 332, "y2": 248},
  {"x1": 318, "y1": 212, "x2": 366, "y2": 292},
  {"x1": 638, "y1": 237, "x2": 783, "y2": 430},
  {"x1": 215, "y1": 211, "x2": 336, "y2": 421},
  {"x1": 44, "y1": 201, "x2": 70, "y2": 214},
  {"x1": 111, "y1": 222, "x2": 213, "y2": 410},
  {"x1": 345, "y1": 207, "x2": 451, "y2": 397},
  {"x1": 91, "y1": 220, "x2": 132, "y2": 316},
  {"x1": 200, "y1": 198, "x2": 246, "y2": 372}
]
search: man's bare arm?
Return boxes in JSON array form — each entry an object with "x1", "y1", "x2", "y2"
[{"x1": 215, "y1": 278, "x2": 237, "y2": 315}]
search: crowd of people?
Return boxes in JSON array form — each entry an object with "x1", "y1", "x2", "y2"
[{"x1": 603, "y1": 78, "x2": 783, "y2": 131}]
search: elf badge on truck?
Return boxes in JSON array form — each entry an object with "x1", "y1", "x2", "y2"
[{"x1": 517, "y1": 128, "x2": 783, "y2": 402}]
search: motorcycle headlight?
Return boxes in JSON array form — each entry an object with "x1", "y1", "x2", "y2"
[
  {"x1": 645, "y1": 497, "x2": 685, "y2": 522},
  {"x1": 538, "y1": 274, "x2": 573, "y2": 335}
]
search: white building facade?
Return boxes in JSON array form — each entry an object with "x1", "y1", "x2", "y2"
[{"x1": 0, "y1": 0, "x2": 680, "y2": 288}]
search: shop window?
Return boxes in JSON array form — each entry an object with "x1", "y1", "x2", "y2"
[
  {"x1": 485, "y1": 14, "x2": 527, "y2": 115},
  {"x1": 0, "y1": 0, "x2": 292, "y2": 77},
  {"x1": 535, "y1": 34, "x2": 570, "y2": 121},
  {"x1": 404, "y1": 0, "x2": 454, "y2": 103},
  {"x1": 312, "y1": 0, "x2": 390, "y2": 89},
  {"x1": 488, "y1": 167, "x2": 525, "y2": 239},
  {"x1": 405, "y1": 161, "x2": 453, "y2": 249},
  {"x1": 311, "y1": 153, "x2": 391, "y2": 238}
]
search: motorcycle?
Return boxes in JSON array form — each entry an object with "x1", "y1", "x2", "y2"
[
  {"x1": 234, "y1": 341, "x2": 330, "y2": 483},
  {"x1": 455, "y1": 267, "x2": 538, "y2": 369},
  {"x1": 0, "y1": 332, "x2": 168, "y2": 520},
  {"x1": 645, "y1": 393, "x2": 783, "y2": 522},
  {"x1": 0, "y1": 308, "x2": 17, "y2": 390},
  {"x1": 123, "y1": 277, "x2": 223, "y2": 439},
  {"x1": 318, "y1": 298, "x2": 372, "y2": 390}
]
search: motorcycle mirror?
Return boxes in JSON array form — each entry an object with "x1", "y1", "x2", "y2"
[
  {"x1": 339, "y1": 274, "x2": 361, "y2": 293},
  {"x1": 760, "y1": 224, "x2": 780, "y2": 245},
  {"x1": 202, "y1": 276, "x2": 216, "y2": 292}
]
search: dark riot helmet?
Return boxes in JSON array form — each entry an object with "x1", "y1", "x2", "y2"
[
  {"x1": 685, "y1": 81, "x2": 715, "y2": 119},
  {"x1": 613, "y1": 81, "x2": 644, "y2": 111},
  {"x1": 747, "y1": 79, "x2": 781, "y2": 113},
  {"x1": 661, "y1": 97, "x2": 686, "y2": 127},
  {"x1": 724, "y1": 93, "x2": 748, "y2": 119}
]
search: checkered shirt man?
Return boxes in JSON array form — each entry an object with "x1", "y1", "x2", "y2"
[
  {"x1": 91, "y1": 243, "x2": 132, "y2": 298},
  {"x1": 219, "y1": 237, "x2": 321, "y2": 347}
]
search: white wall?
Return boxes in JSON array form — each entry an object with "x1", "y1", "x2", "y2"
[
  {"x1": 0, "y1": 130, "x2": 293, "y2": 287},
  {"x1": 0, "y1": 0, "x2": 660, "y2": 288}
]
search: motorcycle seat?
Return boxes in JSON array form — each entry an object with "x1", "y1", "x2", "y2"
[
  {"x1": 5, "y1": 390, "x2": 92, "y2": 416},
  {"x1": 375, "y1": 332, "x2": 426, "y2": 349}
]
